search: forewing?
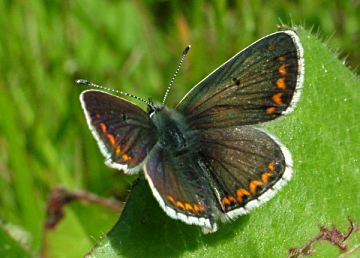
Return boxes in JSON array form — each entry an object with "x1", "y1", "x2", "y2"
[
  {"x1": 176, "y1": 30, "x2": 304, "y2": 129},
  {"x1": 144, "y1": 144, "x2": 218, "y2": 232},
  {"x1": 80, "y1": 90, "x2": 157, "y2": 174},
  {"x1": 199, "y1": 126, "x2": 292, "y2": 219}
]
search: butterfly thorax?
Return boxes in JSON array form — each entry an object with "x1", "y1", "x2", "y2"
[{"x1": 150, "y1": 105, "x2": 199, "y2": 153}]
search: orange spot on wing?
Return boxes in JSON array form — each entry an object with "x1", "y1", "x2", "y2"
[
  {"x1": 236, "y1": 188, "x2": 250, "y2": 203},
  {"x1": 198, "y1": 204, "x2": 205, "y2": 212},
  {"x1": 272, "y1": 92, "x2": 284, "y2": 105},
  {"x1": 100, "y1": 123, "x2": 107, "y2": 133},
  {"x1": 185, "y1": 203, "x2": 194, "y2": 212},
  {"x1": 262, "y1": 172, "x2": 272, "y2": 183},
  {"x1": 266, "y1": 107, "x2": 276, "y2": 114},
  {"x1": 228, "y1": 195, "x2": 236, "y2": 204},
  {"x1": 279, "y1": 64, "x2": 287, "y2": 75},
  {"x1": 193, "y1": 204, "x2": 201, "y2": 213},
  {"x1": 115, "y1": 145, "x2": 121, "y2": 155},
  {"x1": 176, "y1": 201, "x2": 185, "y2": 210},
  {"x1": 222, "y1": 197, "x2": 230, "y2": 206},
  {"x1": 107, "y1": 134, "x2": 116, "y2": 146},
  {"x1": 193, "y1": 203, "x2": 205, "y2": 213},
  {"x1": 167, "y1": 196, "x2": 203, "y2": 213},
  {"x1": 268, "y1": 162, "x2": 275, "y2": 172},
  {"x1": 250, "y1": 180, "x2": 263, "y2": 195},
  {"x1": 122, "y1": 153, "x2": 132, "y2": 161},
  {"x1": 166, "y1": 195, "x2": 175, "y2": 204},
  {"x1": 276, "y1": 78, "x2": 286, "y2": 90}
]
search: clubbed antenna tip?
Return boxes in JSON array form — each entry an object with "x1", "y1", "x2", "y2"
[
  {"x1": 76, "y1": 79, "x2": 90, "y2": 85},
  {"x1": 183, "y1": 45, "x2": 191, "y2": 55},
  {"x1": 162, "y1": 45, "x2": 191, "y2": 104}
]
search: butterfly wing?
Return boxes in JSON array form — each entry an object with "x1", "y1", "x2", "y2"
[
  {"x1": 176, "y1": 30, "x2": 304, "y2": 129},
  {"x1": 80, "y1": 90, "x2": 157, "y2": 174},
  {"x1": 144, "y1": 144, "x2": 219, "y2": 232},
  {"x1": 199, "y1": 126, "x2": 292, "y2": 219}
]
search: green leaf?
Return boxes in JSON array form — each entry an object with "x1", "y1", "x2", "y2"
[
  {"x1": 72, "y1": 30, "x2": 360, "y2": 257},
  {"x1": 42, "y1": 208, "x2": 93, "y2": 258},
  {"x1": 0, "y1": 223, "x2": 32, "y2": 258}
]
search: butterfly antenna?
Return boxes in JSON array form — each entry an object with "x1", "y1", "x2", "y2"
[
  {"x1": 162, "y1": 45, "x2": 191, "y2": 104},
  {"x1": 76, "y1": 79, "x2": 150, "y2": 105}
]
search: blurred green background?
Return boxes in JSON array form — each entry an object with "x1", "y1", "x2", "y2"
[{"x1": 0, "y1": 0, "x2": 358, "y2": 256}]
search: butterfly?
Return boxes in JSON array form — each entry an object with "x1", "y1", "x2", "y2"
[{"x1": 79, "y1": 30, "x2": 304, "y2": 233}]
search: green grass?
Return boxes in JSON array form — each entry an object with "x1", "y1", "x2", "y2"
[{"x1": 0, "y1": 1, "x2": 359, "y2": 257}]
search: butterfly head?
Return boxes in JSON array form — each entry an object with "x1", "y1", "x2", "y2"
[{"x1": 147, "y1": 98, "x2": 164, "y2": 118}]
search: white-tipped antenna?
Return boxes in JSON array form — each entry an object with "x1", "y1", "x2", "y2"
[
  {"x1": 162, "y1": 45, "x2": 191, "y2": 104},
  {"x1": 76, "y1": 79, "x2": 150, "y2": 105}
]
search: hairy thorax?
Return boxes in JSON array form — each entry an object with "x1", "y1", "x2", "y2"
[{"x1": 150, "y1": 106, "x2": 199, "y2": 154}]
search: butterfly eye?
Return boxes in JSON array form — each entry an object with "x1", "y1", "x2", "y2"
[
  {"x1": 147, "y1": 105, "x2": 155, "y2": 116},
  {"x1": 147, "y1": 97, "x2": 155, "y2": 116},
  {"x1": 148, "y1": 103, "x2": 164, "y2": 118}
]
